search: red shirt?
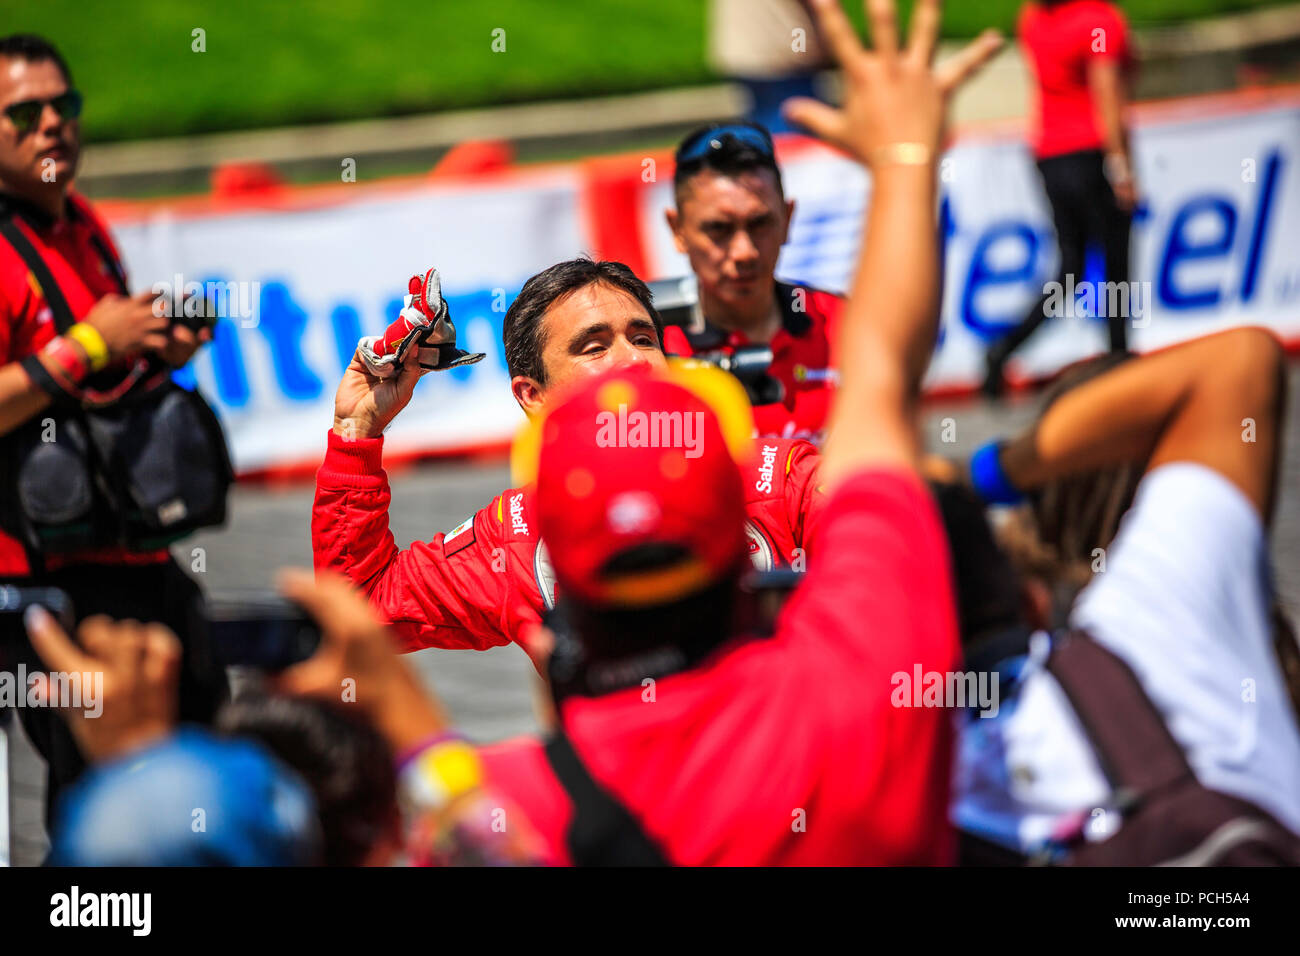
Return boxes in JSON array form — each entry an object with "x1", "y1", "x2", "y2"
[
  {"x1": 0, "y1": 192, "x2": 167, "y2": 576},
  {"x1": 1019, "y1": 1, "x2": 1135, "y2": 159},
  {"x1": 662, "y1": 282, "x2": 841, "y2": 443},
  {"x1": 480, "y1": 470, "x2": 960, "y2": 865},
  {"x1": 311, "y1": 429, "x2": 824, "y2": 654}
]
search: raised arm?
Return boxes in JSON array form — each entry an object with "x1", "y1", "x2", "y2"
[
  {"x1": 997, "y1": 326, "x2": 1287, "y2": 520},
  {"x1": 784, "y1": 0, "x2": 1001, "y2": 490}
]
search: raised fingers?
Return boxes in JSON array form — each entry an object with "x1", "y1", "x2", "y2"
[
  {"x1": 907, "y1": 0, "x2": 942, "y2": 67},
  {"x1": 808, "y1": 0, "x2": 865, "y2": 68},
  {"x1": 141, "y1": 623, "x2": 182, "y2": 694},
  {"x1": 782, "y1": 96, "x2": 847, "y2": 147},
  {"x1": 278, "y1": 567, "x2": 380, "y2": 642},
  {"x1": 934, "y1": 28, "x2": 1004, "y2": 96},
  {"x1": 865, "y1": 0, "x2": 900, "y2": 62},
  {"x1": 24, "y1": 603, "x2": 91, "y2": 677}
]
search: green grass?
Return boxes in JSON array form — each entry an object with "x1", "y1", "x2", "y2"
[{"x1": 8, "y1": 0, "x2": 1294, "y2": 143}]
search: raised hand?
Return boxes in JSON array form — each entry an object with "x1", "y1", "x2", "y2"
[
  {"x1": 333, "y1": 343, "x2": 424, "y2": 440},
  {"x1": 783, "y1": 0, "x2": 1002, "y2": 169},
  {"x1": 25, "y1": 606, "x2": 181, "y2": 763},
  {"x1": 274, "y1": 569, "x2": 448, "y2": 754},
  {"x1": 80, "y1": 290, "x2": 171, "y2": 360}
]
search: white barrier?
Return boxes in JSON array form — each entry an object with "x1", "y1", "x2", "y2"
[{"x1": 108, "y1": 89, "x2": 1300, "y2": 472}]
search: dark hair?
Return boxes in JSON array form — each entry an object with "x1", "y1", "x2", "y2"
[
  {"x1": 502, "y1": 257, "x2": 664, "y2": 384},
  {"x1": 0, "y1": 35, "x2": 73, "y2": 84},
  {"x1": 930, "y1": 480, "x2": 1026, "y2": 648},
  {"x1": 673, "y1": 121, "x2": 784, "y2": 205},
  {"x1": 216, "y1": 694, "x2": 399, "y2": 867}
]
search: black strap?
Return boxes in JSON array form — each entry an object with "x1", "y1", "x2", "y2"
[
  {"x1": 543, "y1": 730, "x2": 671, "y2": 867},
  {"x1": 0, "y1": 210, "x2": 169, "y2": 405},
  {"x1": 0, "y1": 218, "x2": 81, "y2": 408},
  {"x1": 18, "y1": 353, "x2": 75, "y2": 407},
  {"x1": 1046, "y1": 631, "x2": 1193, "y2": 800},
  {"x1": 88, "y1": 232, "x2": 129, "y2": 296},
  {"x1": 0, "y1": 215, "x2": 78, "y2": 333}
]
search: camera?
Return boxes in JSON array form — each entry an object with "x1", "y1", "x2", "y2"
[{"x1": 649, "y1": 276, "x2": 786, "y2": 408}]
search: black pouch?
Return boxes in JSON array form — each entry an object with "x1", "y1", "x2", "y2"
[
  {"x1": 86, "y1": 381, "x2": 234, "y2": 550},
  {"x1": 1, "y1": 413, "x2": 105, "y2": 555}
]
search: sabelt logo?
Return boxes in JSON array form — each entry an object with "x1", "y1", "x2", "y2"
[
  {"x1": 755, "y1": 444, "x2": 778, "y2": 494},
  {"x1": 510, "y1": 493, "x2": 527, "y2": 535}
]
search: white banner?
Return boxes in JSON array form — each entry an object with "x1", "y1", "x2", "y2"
[
  {"x1": 107, "y1": 90, "x2": 1300, "y2": 472},
  {"x1": 111, "y1": 171, "x2": 586, "y2": 472}
]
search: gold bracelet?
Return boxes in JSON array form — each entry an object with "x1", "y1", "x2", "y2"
[
  {"x1": 871, "y1": 142, "x2": 933, "y2": 167},
  {"x1": 66, "y1": 322, "x2": 111, "y2": 372}
]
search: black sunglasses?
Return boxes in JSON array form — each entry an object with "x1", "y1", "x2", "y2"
[
  {"x1": 3, "y1": 90, "x2": 83, "y2": 134},
  {"x1": 675, "y1": 123, "x2": 775, "y2": 166}
]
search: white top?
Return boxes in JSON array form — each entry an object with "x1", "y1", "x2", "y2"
[{"x1": 954, "y1": 462, "x2": 1300, "y2": 852}]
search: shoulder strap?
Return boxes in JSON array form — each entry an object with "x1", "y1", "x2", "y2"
[
  {"x1": 1046, "y1": 631, "x2": 1193, "y2": 800},
  {"x1": 0, "y1": 215, "x2": 79, "y2": 405},
  {"x1": 543, "y1": 729, "x2": 671, "y2": 867},
  {"x1": 0, "y1": 214, "x2": 78, "y2": 333}
]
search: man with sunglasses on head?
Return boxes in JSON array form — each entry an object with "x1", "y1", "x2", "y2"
[
  {"x1": 663, "y1": 121, "x2": 844, "y2": 443},
  {"x1": 0, "y1": 35, "x2": 225, "y2": 817}
]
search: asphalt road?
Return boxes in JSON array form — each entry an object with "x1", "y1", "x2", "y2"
[{"x1": 8, "y1": 368, "x2": 1300, "y2": 865}]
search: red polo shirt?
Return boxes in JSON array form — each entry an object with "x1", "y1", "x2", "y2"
[
  {"x1": 0, "y1": 192, "x2": 167, "y2": 576},
  {"x1": 662, "y1": 281, "x2": 841, "y2": 443},
  {"x1": 480, "y1": 469, "x2": 960, "y2": 866},
  {"x1": 1020, "y1": 1, "x2": 1135, "y2": 159}
]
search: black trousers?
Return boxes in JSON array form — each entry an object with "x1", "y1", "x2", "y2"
[
  {"x1": 991, "y1": 149, "x2": 1133, "y2": 362},
  {"x1": 1, "y1": 558, "x2": 228, "y2": 822}
]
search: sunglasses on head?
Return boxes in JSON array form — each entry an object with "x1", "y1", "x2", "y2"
[
  {"x1": 675, "y1": 124, "x2": 775, "y2": 166},
  {"x1": 3, "y1": 90, "x2": 82, "y2": 134}
]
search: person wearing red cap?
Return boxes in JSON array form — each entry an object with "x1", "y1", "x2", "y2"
[
  {"x1": 313, "y1": 257, "x2": 824, "y2": 660},
  {"x1": 467, "y1": 0, "x2": 1003, "y2": 864}
]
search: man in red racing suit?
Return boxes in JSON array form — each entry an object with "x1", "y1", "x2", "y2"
[
  {"x1": 312, "y1": 431, "x2": 821, "y2": 655},
  {"x1": 312, "y1": 257, "x2": 824, "y2": 656}
]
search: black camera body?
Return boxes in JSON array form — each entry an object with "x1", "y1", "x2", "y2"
[{"x1": 649, "y1": 277, "x2": 786, "y2": 408}]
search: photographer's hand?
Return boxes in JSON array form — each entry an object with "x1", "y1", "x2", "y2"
[
  {"x1": 79, "y1": 290, "x2": 172, "y2": 361},
  {"x1": 154, "y1": 322, "x2": 214, "y2": 368},
  {"x1": 25, "y1": 607, "x2": 180, "y2": 763},
  {"x1": 274, "y1": 569, "x2": 448, "y2": 753}
]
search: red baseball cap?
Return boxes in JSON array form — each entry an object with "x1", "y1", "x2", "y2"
[{"x1": 525, "y1": 363, "x2": 753, "y2": 608}]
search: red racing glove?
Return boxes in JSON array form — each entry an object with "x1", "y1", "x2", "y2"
[{"x1": 357, "y1": 268, "x2": 486, "y2": 377}]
